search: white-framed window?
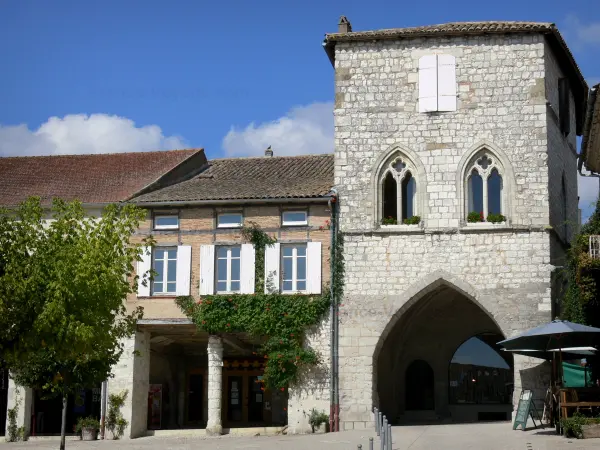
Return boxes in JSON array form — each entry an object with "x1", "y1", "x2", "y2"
[
  {"x1": 154, "y1": 214, "x2": 179, "y2": 230},
  {"x1": 216, "y1": 246, "x2": 241, "y2": 293},
  {"x1": 465, "y1": 152, "x2": 504, "y2": 220},
  {"x1": 152, "y1": 247, "x2": 177, "y2": 294},
  {"x1": 418, "y1": 54, "x2": 457, "y2": 113},
  {"x1": 281, "y1": 244, "x2": 307, "y2": 293},
  {"x1": 379, "y1": 155, "x2": 418, "y2": 225},
  {"x1": 282, "y1": 210, "x2": 308, "y2": 226},
  {"x1": 217, "y1": 212, "x2": 243, "y2": 228}
]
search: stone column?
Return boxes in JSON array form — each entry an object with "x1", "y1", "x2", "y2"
[
  {"x1": 109, "y1": 330, "x2": 150, "y2": 439},
  {"x1": 206, "y1": 335, "x2": 223, "y2": 435},
  {"x1": 4, "y1": 378, "x2": 33, "y2": 439}
]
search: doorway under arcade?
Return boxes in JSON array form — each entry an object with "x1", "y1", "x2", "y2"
[{"x1": 374, "y1": 282, "x2": 514, "y2": 424}]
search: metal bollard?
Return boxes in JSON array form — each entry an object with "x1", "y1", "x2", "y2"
[
  {"x1": 381, "y1": 416, "x2": 388, "y2": 450},
  {"x1": 377, "y1": 411, "x2": 382, "y2": 436},
  {"x1": 369, "y1": 437, "x2": 374, "y2": 450},
  {"x1": 387, "y1": 423, "x2": 392, "y2": 450},
  {"x1": 374, "y1": 407, "x2": 379, "y2": 434}
]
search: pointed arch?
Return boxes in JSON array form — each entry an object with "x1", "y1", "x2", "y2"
[
  {"x1": 371, "y1": 144, "x2": 428, "y2": 226},
  {"x1": 456, "y1": 140, "x2": 516, "y2": 224}
]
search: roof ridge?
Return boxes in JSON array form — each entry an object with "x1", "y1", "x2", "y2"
[
  {"x1": 209, "y1": 153, "x2": 333, "y2": 162},
  {"x1": 0, "y1": 148, "x2": 202, "y2": 160}
]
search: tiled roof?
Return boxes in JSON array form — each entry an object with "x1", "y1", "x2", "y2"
[
  {"x1": 582, "y1": 84, "x2": 600, "y2": 173},
  {"x1": 323, "y1": 20, "x2": 588, "y2": 134},
  {"x1": 0, "y1": 149, "x2": 203, "y2": 206},
  {"x1": 131, "y1": 154, "x2": 334, "y2": 203}
]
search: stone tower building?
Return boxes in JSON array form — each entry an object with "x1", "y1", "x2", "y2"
[{"x1": 323, "y1": 20, "x2": 587, "y2": 429}]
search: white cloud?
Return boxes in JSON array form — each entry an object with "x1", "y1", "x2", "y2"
[
  {"x1": 222, "y1": 102, "x2": 333, "y2": 157},
  {"x1": 0, "y1": 113, "x2": 186, "y2": 157},
  {"x1": 563, "y1": 15, "x2": 600, "y2": 47}
]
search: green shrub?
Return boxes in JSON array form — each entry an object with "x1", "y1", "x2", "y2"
[
  {"x1": 403, "y1": 216, "x2": 421, "y2": 225},
  {"x1": 106, "y1": 390, "x2": 128, "y2": 439},
  {"x1": 486, "y1": 213, "x2": 506, "y2": 224},
  {"x1": 307, "y1": 408, "x2": 329, "y2": 433},
  {"x1": 381, "y1": 216, "x2": 398, "y2": 225},
  {"x1": 561, "y1": 412, "x2": 600, "y2": 438}
]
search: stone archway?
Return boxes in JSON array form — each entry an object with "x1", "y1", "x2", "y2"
[{"x1": 373, "y1": 276, "x2": 512, "y2": 423}]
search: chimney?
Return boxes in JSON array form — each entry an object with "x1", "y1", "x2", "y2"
[
  {"x1": 338, "y1": 16, "x2": 352, "y2": 33},
  {"x1": 265, "y1": 146, "x2": 273, "y2": 157}
]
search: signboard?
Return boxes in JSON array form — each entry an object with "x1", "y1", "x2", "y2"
[{"x1": 513, "y1": 390, "x2": 535, "y2": 431}]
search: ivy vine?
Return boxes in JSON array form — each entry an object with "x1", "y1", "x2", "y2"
[{"x1": 176, "y1": 214, "x2": 344, "y2": 389}]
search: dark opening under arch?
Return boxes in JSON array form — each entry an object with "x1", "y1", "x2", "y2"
[{"x1": 405, "y1": 359, "x2": 434, "y2": 410}]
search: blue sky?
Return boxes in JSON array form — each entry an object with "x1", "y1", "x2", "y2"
[{"x1": 1, "y1": 0, "x2": 599, "y2": 214}]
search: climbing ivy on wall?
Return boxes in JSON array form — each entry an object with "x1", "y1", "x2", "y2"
[
  {"x1": 560, "y1": 198, "x2": 600, "y2": 380},
  {"x1": 176, "y1": 216, "x2": 344, "y2": 389}
]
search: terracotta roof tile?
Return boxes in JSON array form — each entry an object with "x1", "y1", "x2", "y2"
[
  {"x1": 0, "y1": 149, "x2": 202, "y2": 206},
  {"x1": 131, "y1": 154, "x2": 334, "y2": 203}
]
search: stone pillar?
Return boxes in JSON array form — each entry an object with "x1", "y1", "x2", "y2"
[
  {"x1": 206, "y1": 335, "x2": 223, "y2": 435},
  {"x1": 109, "y1": 330, "x2": 150, "y2": 439},
  {"x1": 4, "y1": 378, "x2": 33, "y2": 440}
]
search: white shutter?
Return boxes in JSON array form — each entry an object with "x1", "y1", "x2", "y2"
[
  {"x1": 199, "y1": 245, "x2": 215, "y2": 295},
  {"x1": 264, "y1": 243, "x2": 280, "y2": 293},
  {"x1": 175, "y1": 245, "x2": 192, "y2": 296},
  {"x1": 437, "y1": 54, "x2": 457, "y2": 112},
  {"x1": 418, "y1": 55, "x2": 438, "y2": 112},
  {"x1": 306, "y1": 241, "x2": 322, "y2": 294},
  {"x1": 137, "y1": 246, "x2": 152, "y2": 297},
  {"x1": 240, "y1": 244, "x2": 256, "y2": 294}
]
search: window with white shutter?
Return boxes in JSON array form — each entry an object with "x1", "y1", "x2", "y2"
[
  {"x1": 216, "y1": 246, "x2": 241, "y2": 293},
  {"x1": 175, "y1": 245, "x2": 192, "y2": 296},
  {"x1": 264, "y1": 243, "x2": 280, "y2": 293},
  {"x1": 240, "y1": 243, "x2": 256, "y2": 294},
  {"x1": 152, "y1": 247, "x2": 177, "y2": 295},
  {"x1": 306, "y1": 241, "x2": 322, "y2": 294},
  {"x1": 199, "y1": 244, "x2": 215, "y2": 295},
  {"x1": 418, "y1": 54, "x2": 457, "y2": 113},
  {"x1": 137, "y1": 246, "x2": 152, "y2": 297},
  {"x1": 281, "y1": 244, "x2": 307, "y2": 293}
]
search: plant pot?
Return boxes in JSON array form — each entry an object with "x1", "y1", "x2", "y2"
[
  {"x1": 582, "y1": 424, "x2": 600, "y2": 439},
  {"x1": 81, "y1": 428, "x2": 98, "y2": 441}
]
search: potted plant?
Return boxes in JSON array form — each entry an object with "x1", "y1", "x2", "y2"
[
  {"x1": 307, "y1": 408, "x2": 329, "y2": 433},
  {"x1": 403, "y1": 216, "x2": 421, "y2": 225},
  {"x1": 381, "y1": 216, "x2": 398, "y2": 225},
  {"x1": 76, "y1": 416, "x2": 100, "y2": 441},
  {"x1": 486, "y1": 213, "x2": 506, "y2": 224},
  {"x1": 467, "y1": 211, "x2": 484, "y2": 223}
]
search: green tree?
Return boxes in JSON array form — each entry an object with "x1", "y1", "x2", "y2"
[{"x1": 0, "y1": 198, "x2": 151, "y2": 449}]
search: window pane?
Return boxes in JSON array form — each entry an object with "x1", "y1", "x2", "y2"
[
  {"x1": 231, "y1": 257, "x2": 240, "y2": 282},
  {"x1": 217, "y1": 258, "x2": 228, "y2": 281},
  {"x1": 167, "y1": 260, "x2": 177, "y2": 282},
  {"x1": 468, "y1": 170, "x2": 483, "y2": 215},
  {"x1": 487, "y1": 169, "x2": 503, "y2": 215},
  {"x1": 153, "y1": 282, "x2": 163, "y2": 293},
  {"x1": 296, "y1": 246, "x2": 306, "y2": 257},
  {"x1": 297, "y1": 281, "x2": 306, "y2": 291},
  {"x1": 154, "y1": 260, "x2": 164, "y2": 282},
  {"x1": 155, "y1": 216, "x2": 179, "y2": 228},
  {"x1": 218, "y1": 213, "x2": 242, "y2": 227},
  {"x1": 282, "y1": 280, "x2": 293, "y2": 291},
  {"x1": 283, "y1": 247, "x2": 293, "y2": 257},
  {"x1": 283, "y1": 211, "x2": 307, "y2": 224},
  {"x1": 282, "y1": 257, "x2": 293, "y2": 281},
  {"x1": 230, "y1": 281, "x2": 240, "y2": 292},
  {"x1": 231, "y1": 246, "x2": 241, "y2": 258},
  {"x1": 166, "y1": 282, "x2": 176, "y2": 293},
  {"x1": 382, "y1": 172, "x2": 397, "y2": 221},
  {"x1": 297, "y1": 256, "x2": 306, "y2": 280},
  {"x1": 402, "y1": 173, "x2": 416, "y2": 220},
  {"x1": 167, "y1": 249, "x2": 177, "y2": 259},
  {"x1": 217, "y1": 247, "x2": 228, "y2": 258},
  {"x1": 217, "y1": 281, "x2": 227, "y2": 292}
]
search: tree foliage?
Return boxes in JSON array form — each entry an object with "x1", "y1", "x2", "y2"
[{"x1": 0, "y1": 197, "x2": 151, "y2": 398}]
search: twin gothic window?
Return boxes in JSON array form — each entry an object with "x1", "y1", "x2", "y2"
[
  {"x1": 380, "y1": 156, "x2": 417, "y2": 225},
  {"x1": 378, "y1": 149, "x2": 506, "y2": 226}
]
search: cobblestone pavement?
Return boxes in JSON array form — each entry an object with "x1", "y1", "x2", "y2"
[{"x1": 2, "y1": 423, "x2": 599, "y2": 450}]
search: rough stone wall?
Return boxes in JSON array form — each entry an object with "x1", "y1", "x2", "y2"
[{"x1": 333, "y1": 34, "x2": 558, "y2": 429}]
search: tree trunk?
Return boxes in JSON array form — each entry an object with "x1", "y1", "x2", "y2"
[{"x1": 60, "y1": 394, "x2": 67, "y2": 450}]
